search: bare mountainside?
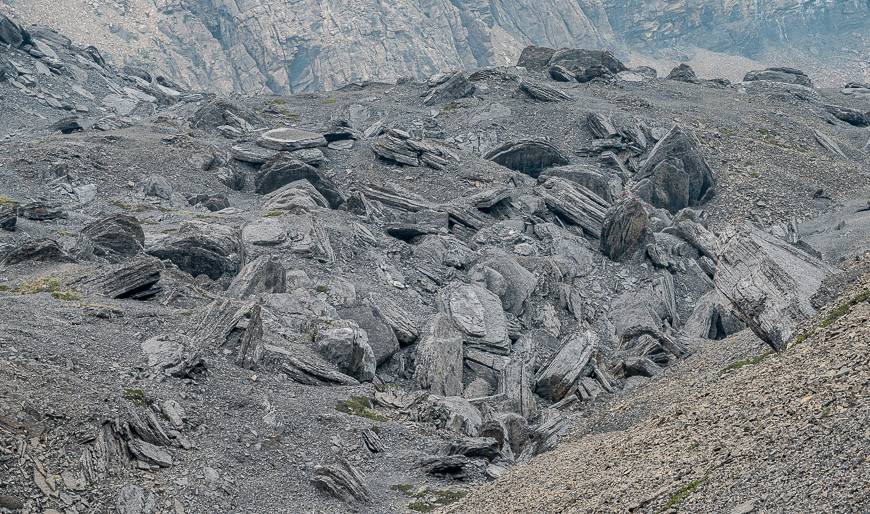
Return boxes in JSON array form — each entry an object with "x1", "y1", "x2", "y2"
[
  {"x1": 2, "y1": 0, "x2": 869, "y2": 93},
  {"x1": 1, "y1": 11, "x2": 870, "y2": 514}
]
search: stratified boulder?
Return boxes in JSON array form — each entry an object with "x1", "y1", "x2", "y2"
[
  {"x1": 484, "y1": 140, "x2": 569, "y2": 177},
  {"x1": 312, "y1": 459, "x2": 371, "y2": 504},
  {"x1": 371, "y1": 129, "x2": 454, "y2": 170},
  {"x1": 255, "y1": 154, "x2": 344, "y2": 207},
  {"x1": 548, "y1": 65, "x2": 575, "y2": 82},
  {"x1": 600, "y1": 196, "x2": 651, "y2": 261},
  {"x1": 538, "y1": 177, "x2": 611, "y2": 237},
  {"x1": 540, "y1": 165, "x2": 621, "y2": 202},
  {"x1": 414, "y1": 313, "x2": 464, "y2": 396},
  {"x1": 548, "y1": 48, "x2": 627, "y2": 75},
  {"x1": 518, "y1": 78, "x2": 571, "y2": 102},
  {"x1": 715, "y1": 227, "x2": 835, "y2": 351},
  {"x1": 262, "y1": 180, "x2": 329, "y2": 214},
  {"x1": 517, "y1": 45, "x2": 557, "y2": 71},
  {"x1": 79, "y1": 214, "x2": 144, "y2": 262},
  {"x1": 633, "y1": 125, "x2": 715, "y2": 213},
  {"x1": 576, "y1": 65, "x2": 615, "y2": 83},
  {"x1": 0, "y1": 206, "x2": 16, "y2": 231},
  {"x1": 2, "y1": 239, "x2": 72, "y2": 265},
  {"x1": 470, "y1": 254, "x2": 537, "y2": 316},
  {"x1": 534, "y1": 331, "x2": 597, "y2": 402},
  {"x1": 147, "y1": 221, "x2": 242, "y2": 280},
  {"x1": 188, "y1": 194, "x2": 230, "y2": 212},
  {"x1": 315, "y1": 321, "x2": 376, "y2": 382},
  {"x1": 440, "y1": 283, "x2": 510, "y2": 355},
  {"x1": 667, "y1": 64, "x2": 698, "y2": 82},
  {"x1": 143, "y1": 175, "x2": 172, "y2": 200},
  {"x1": 227, "y1": 255, "x2": 286, "y2": 298},
  {"x1": 423, "y1": 71, "x2": 474, "y2": 106},
  {"x1": 86, "y1": 256, "x2": 162, "y2": 300},
  {"x1": 824, "y1": 104, "x2": 869, "y2": 127},
  {"x1": 744, "y1": 67, "x2": 813, "y2": 88}
]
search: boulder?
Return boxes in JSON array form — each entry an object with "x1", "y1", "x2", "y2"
[
  {"x1": 412, "y1": 395, "x2": 482, "y2": 437},
  {"x1": 262, "y1": 180, "x2": 329, "y2": 213},
  {"x1": 548, "y1": 48, "x2": 627, "y2": 75},
  {"x1": 423, "y1": 71, "x2": 474, "y2": 106},
  {"x1": 483, "y1": 140, "x2": 569, "y2": 177},
  {"x1": 715, "y1": 227, "x2": 835, "y2": 351},
  {"x1": 79, "y1": 215, "x2": 144, "y2": 262},
  {"x1": 257, "y1": 127, "x2": 326, "y2": 151},
  {"x1": 600, "y1": 196, "x2": 651, "y2": 261},
  {"x1": 414, "y1": 313, "x2": 464, "y2": 396},
  {"x1": 576, "y1": 65, "x2": 615, "y2": 83},
  {"x1": 824, "y1": 104, "x2": 869, "y2": 127},
  {"x1": 0, "y1": 13, "x2": 27, "y2": 48},
  {"x1": 143, "y1": 175, "x2": 172, "y2": 200},
  {"x1": 548, "y1": 65, "x2": 575, "y2": 82},
  {"x1": 187, "y1": 193, "x2": 229, "y2": 212},
  {"x1": 255, "y1": 154, "x2": 344, "y2": 207},
  {"x1": 312, "y1": 459, "x2": 371, "y2": 504},
  {"x1": 0, "y1": 206, "x2": 16, "y2": 231},
  {"x1": 141, "y1": 335, "x2": 205, "y2": 379},
  {"x1": 2, "y1": 239, "x2": 73, "y2": 265},
  {"x1": 518, "y1": 78, "x2": 571, "y2": 102},
  {"x1": 368, "y1": 293, "x2": 419, "y2": 345},
  {"x1": 667, "y1": 64, "x2": 698, "y2": 82},
  {"x1": 744, "y1": 67, "x2": 812, "y2": 87},
  {"x1": 517, "y1": 45, "x2": 557, "y2": 71},
  {"x1": 147, "y1": 221, "x2": 242, "y2": 280},
  {"x1": 385, "y1": 209, "x2": 449, "y2": 240},
  {"x1": 216, "y1": 167, "x2": 246, "y2": 191},
  {"x1": 538, "y1": 177, "x2": 611, "y2": 237},
  {"x1": 586, "y1": 112, "x2": 618, "y2": 139},
  {"x1": 440, "y1": 283, "x2": 510, "y2": 355},
  {"x1": 227, "y1": 256, "x2": 286, "y2": 298},
  {"x1": 539, "y1": 165, "x2": 622, "y2": 202},
  {"x1": 87, "y1": 256, "x2": 162, "y2": 300},
  {"x1": 470, "y1": 254, "x2": 537, "y2": 315},
  {"x1": 315, "y1": 321, "x2": 376, "y2": 382},
  {"x1": 633, "y1": 125, "x2": 715, "y2": 213},
  {"x1": 534, "y1": 331, "x2": 597, "y2": 402},
  {"x1": 336, "y1": 304, "x2": 400, "y2": 365},
  {"x1": 17, "y1": 202, "x2": 64, "y2": 221},
  {"x1": 371, "y1": 129, "x2": 454, "y2": 170}
]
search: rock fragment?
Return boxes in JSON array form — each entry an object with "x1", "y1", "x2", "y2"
[{"x1": 312, "y1": 459, "x2": 371, "y2": 503}]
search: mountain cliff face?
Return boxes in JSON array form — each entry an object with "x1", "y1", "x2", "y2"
[{"x1": 2, "y1": 0, "x2": 868, "y2": 92}]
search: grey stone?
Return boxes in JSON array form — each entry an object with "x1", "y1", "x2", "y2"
[
  {"x1": 484, "y1": 140, "x2": 569, "y2": 177},
  {"x1": 257, "y1": 127, "x2": 327, "y2": 151},
  {"x1": 600, "y1": 196, "x2": 652, "y2": 261},
  {"x1": 534, "y1": 330, "x2": 597, "y2": 402},
  {"x1": 414, "y1": 313, "x2": 464, "y2": 396},
  {"x1": 315, "y1": 321, "x2": 376, "y2": 382},
  {"x1": 744, "y1": 67, "x2": 812, "y2": 87},
  {"x1": 227, "y1": 255, "x2": 287, "y2": 298}
]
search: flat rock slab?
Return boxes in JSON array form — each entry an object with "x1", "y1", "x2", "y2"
[{"x1": 257, "y1": 127, "x2": 327, "y2": 151}]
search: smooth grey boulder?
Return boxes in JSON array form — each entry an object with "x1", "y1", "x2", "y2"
[
  {"x1": 715, "y1": 227, "x2": 835, "y2": 351},
  {"x1": 414, "y1": 313, "x2": 464, "y2": 396},
  {"x1": 315, "y1": 321, "x2": 376, "y2": 382},
  {"x1": 600, "y1": 196, "x2": 651, "y2": 261},
  {"x1": 484, "y1": 140, "x2": 569, "y2": 177},
  {"x1": 633, "y1": 125, "x2": 715, "y2": 213}
]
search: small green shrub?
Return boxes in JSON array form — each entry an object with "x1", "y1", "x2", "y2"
[
  {"x1": 321, "y1": 97, "x2": 337, "y2": 105},
  {"x1": 122, "y1": 388, "x2": 147, "y2": 406},
  {"x1": 721, "y1": 351, "x2": 771, "y2": 373},
  {"x1": 51, "y1": 290, "x2": 81, "y2": 302},
  {"x1": 336, "y1": 396, "x2": 387, "y2": 422},
  {"x1": 661, "y1": 477, "x2": 706, "y2": 512}
]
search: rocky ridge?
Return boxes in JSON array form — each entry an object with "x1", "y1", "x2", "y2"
[{"x1": 0, "y1": 12, "x2": 869, "y2": 514}]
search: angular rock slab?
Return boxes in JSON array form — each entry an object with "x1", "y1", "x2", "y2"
[
  {"x1": 534, "y1": 330, "x2": 597, "y2": 402},
  {"x1": 414, "y1": 313, "x2": 464, "y2": 396},
  {"x1": 538, "y1": 177, "x2": 611, "y2": 237},
  {"x1": 441, "y1": 283, "x2": 510, "y2": 355},
  {"x1": 744, "y1": 67, "x2": 812, "y2": 87},
  {"x1": 600, "y1": 196, "x2": 651, "y2": 261},
  {"x1": 634, "y1": 125, "x2": 715, "y2": 213},
  {"x1": 312, "y1": 459, "x2": 371, "y2": 503},
  {"x1": 715, "y1": 227, "x2": 835, "y2": 351}
]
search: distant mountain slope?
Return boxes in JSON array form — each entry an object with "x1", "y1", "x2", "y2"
[{"x1": 2, "y1": 0, "x2": 868, "y2": 92}]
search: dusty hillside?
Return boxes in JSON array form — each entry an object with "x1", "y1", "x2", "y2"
[{"x1": 449, "y1": 270, "x2": 870, "y2": 513}]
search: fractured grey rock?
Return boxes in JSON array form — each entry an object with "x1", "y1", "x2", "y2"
[
  {"x1": 534, "y1": 330, "x2": 597, "y2": 402},
  {"x1": 538, "y1": 177, "x2": 611, "y2": 237},
  {"x1": 423, "y1": 71, "x2": 474, "y2": 106},
  {"x1": 315, "y1": 321, "x2": 376, "y2": 382},
  {"x1": 484, "y1": 140, "x2": 569, "y2": 177},
  {"x1": 600, "y1": 196, "x2": 651, "y2": 261},
  {"x1": 414, "y1": 313, "x2": 464, "y2": 396},
  {"x1": 312, "y1": 459, "x2": 371, "y2": 503},
  {"x1": 440, "y1": 283, "x2": 510, "y2": 355},
  {"x1": 518, "y1": 78, "x2": 571, "y2": 102},
  {"x1": 227, "y1": 255, "x2": 287, "y2": 298}
]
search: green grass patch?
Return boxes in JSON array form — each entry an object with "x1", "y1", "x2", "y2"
[
  {"x1": 315, "y1": 284, "x2": 329, "y2": 293},
  {"x1": 390, "y1": 484, "x2": 416, "y2": 495},
  {"x1": 51, "y1": 290, "x2": 81, "y2": 302},
  {"x1": 122, "y1": 388, "x2": 147, "y2": 406},
  {"x1": 335, "y1": 396, "x2": 387, "y2": 422},
  {"x1": 441, "y1": 101, "x2": 463, "y2": 113},
  {"x1": 16, "y1": 277, "x2": 61, "y2": 295},
  {"x1": 407, "y1": 490, "x2": 468, "y2": 512},
  {"x1": 719, "y1": 127, "x2": 737, "y2": 137},
  {"x1": 320, "y1": 97, "x2": 337, "y2": 105},
  {"x1": 721, "y1": 351, "x2": 772, "y2": 373},
  {"x1": 661, "y1": 477, "x2": 706, "y2": 512},
  {"x1": 0, "y1": 195, "x2": 18, "y2": 206},
  {"x1": 792, "y1": 289, "x2": 870, "y2": 348}
]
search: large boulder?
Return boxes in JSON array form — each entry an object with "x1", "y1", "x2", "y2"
[
  {"x1": 547, "y1": 48, "x2": 627, "y2": 75},
  {"x1": 2, "y1": 239, "x2": 72, "y2": 265},
  {"x1": 715, "y1": 227, "x2": 835, "y2": 351},
  {"x1": 257, "y1": 127, "x2": 326, "y2": 151},
  {"x1": 315, "y1": 321, "x2": 376, "y2": 382},
  {"x1": 423, "y1": 71, "x2": 474, "y2": 106},
  {"x1": 517, "y1": 45, "x2": 557, "y2": 71},
  {"x1": 633, "y1": 125, "x2": 715, "y2": 213},
  {"x1": 600, "y1": 196, "x2": 651, "y2": 261},
  {"x1": 147, "y1": 221, "x2": 242, "y2": 280},
  {"x1": 470, "y1": 254, "x2": 537, "y2": 316},
  {"x1": 336, "y1": 304, "x2": 400, "y2": 365},
  {"x1": 744, "y1": 67, "x2": 813, "y2": 88},
  {"x1": 78, "y1": 215, "x2": 144, "y2": 262},
  {"x1": 534, "y1": 331, "x2": 598, "y2": 402},
  {"x1": 538, "y1": 177, "x2": 611, "y2": 237},
  {"x1": 227, "y1": 255, "x2": 286, "y2": 298},
  {"x1": 0, "y1": 13, "x2": 27, "y2": 48},
  {"x1": 483, "y1": 140, "x2": 569, "y2": 177},
  {"x1": 255, "y1": 154, "x2": 344, "y2": 207},
  {"x1": 439, "y1": 283, "x2": 510, "y2": 355},
  {"x1": 667, "y1": 64, "x2": 698, "y2": 83},
  {"x1": 414, "y1": 314, "x2": 464, "y2": 396}
]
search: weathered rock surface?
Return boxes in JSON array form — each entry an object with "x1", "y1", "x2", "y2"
[
  {"x1": 744, "y1": 67, "x2": 812, "y2": 87},
  {"x1": 600, "y1": 196, "x2": 651, "y2": 261},
  {"x1": 484, "y1": 140, "x2": 569, "y2": 177},
  {"x1": 315, "y1": 322, "x2": 376, "y2": 382},
  {"x1": 312, "y1": 459, "x2": 371, "y2": 503},
  {"x1": 415, "y1": 313, "x2": 464, "y2": 396},
  {"x1": 715, "y1": 227, "x2": 835, "y2": 351},
  {"x1": 534, "y1": 331, "x2": 597, "y2": 402},
  {"x1": 79, "y1": 214, "x2": 144, "y2": 262},
  {"x1": 147, "y1": 221, "x2": 242, "y2": 280}
]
